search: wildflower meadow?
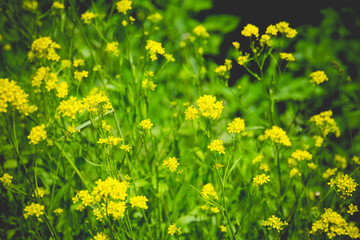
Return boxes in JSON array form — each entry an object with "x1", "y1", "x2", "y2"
[{"x1": 1, "y1": 0, "x2": 360, "y2": 239}]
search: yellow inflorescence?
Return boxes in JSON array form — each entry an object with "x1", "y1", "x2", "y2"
[
  {"x1": 168, "y1": 223, "x2": 181, "y2": 236},
  {"x1": 0, "y1": 78, "x2": 37, "y2": 116},
  {"x1": 328, "y1": 174, "x2": 358, "y2": 198},
  {"x1": 97, "y1": 136, "x2": 123, "y2": 146},
  {"x1": 208, "y1": 139, "x2": 225, "y2": 154},
  {"x1": 279, "y1": 52, "x2": 295, "y2": 62},
  {"x1": 193, "y1": 25, "x2": 210, "y2": 38},
  {"x1": 264, "y1": 126, "x2": 291, "y2": 147},
  {"x1": 116, "y1": 0, "x2": 132, "y2": 14},
  {"x1": 56, "y1": 82, "x2": 69, "y2": 98},
  {"x1": 57, "y1": 96, "x2": 84, "y2": 119},
  {"x1": 130, "y1": 196, "x2": 148, "y2": 209},
  {"x1": 23, "y1": 203, "x2": 45, "y2": 219},
  {"x1": 201, "y1": 183, "x2": 219, "y2": 200},
  {"x1": 309, "y1": 70, "x2": 328, "y2": 85},
  {"x1": 83, "y1": 93, "x2": 113, "y2": 114},
  {"x1": 253, "y1": 174, "x2": 270, "y2": 188},
  {"x1": 120, "y1": 144, "x2": 132, "y2": 152},
  {"x1": 197, "y1": 95, "x2": 224, "y2": 120},
  {"x1": 241, "y1": 24, "x2": 259, "y2": 38},
  {"x1": 28, "y1": 124, "x2": 47, "y2": 145},
  {"x1": 291, "y1": 149, "x2": 312, "y2": 161},
  {"x1": 261, "y1": 215, "x2": 288, "y2": 232},
  {"x1": 185, "y1": 105, "x2": 199, "y2": 120},
  {"x1": 310, "y1": 208, "x2": 360, "y2": 239},
  {"x1": 52, "y1": 1, "x2": 64, "y2": 9},
  {"x1": 227, "y1": 117, "x2": 245, "y2": 134},
  {"x1": 140, "y1": 119, "x2": 153, "y2": 130},
  {"x1": 309, "y1": 110, "x2": 340, "y2": 137},
  {"x1": 0, "y1": 173, "x2": 13, "y2": 187},
  {"x1": 322, "y1": 168, "x2": 337, "y2": 179},
  {"x1": 106, "y1": 41, "x2": 120, "y2": 56},
  {"x1": 28, "y1": 37, "x2": 61, "y2": 62},
  {"x1": 275, "y1": 21, "x2": 297, "y2": 38},
  {"x1": 74, "y1": 70, "x2": 88, "y2": 82},
  {"x1": 145, "y1": 40, "x2": 165, "y2": 61},
  {"x1": 93, "y1": 232, "x2": 109, "y2": 240},
  {"x1": 81, "y1": 11, "x2": 97, "y2": 25},
  {"x1": 163, "y1": 157, "x2": 180, "y2": 172},
  {"x1": 348, "y1": 204, "x2": 359, "y2": 216}
]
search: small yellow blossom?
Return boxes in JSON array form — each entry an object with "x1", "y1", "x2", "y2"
[
  {"x1": 309, "y1": 70, "x2": 328, "y2": 85},
  {"x1": 308, "y1": 163, "x2": 317, "y2": 170},
  {"x1": 232, "y1": 42, "x2": 240, "y2": 49},
  {"x1": 208, "y1": 139, "x2": 225, "y2": 154},
  {"x1": 97, "y1": 136, "x2": 123, "y2": 146},
  {"x1": 322, "y1": 168, "x2": 337, "y2": 179},
  {"x1": 261, "y1": 215, "x2": 288, "y2": 232},
  {"x1": 266, "y1": 25, "x2": 278, "y2": 36},
  {"x1": 185, "y1": 105, "x2": 199, "y2": 120},
  {"x1": 260, "y1": 163, "x2": 270, "y2": 172},
  {"x1": 313, "y1": 135, "x2": 324, "y2": 147},
  {"x1": 163, "y1": 157, "x2": 180, "y2": 172},
  {"x1": 201, "y1": 183, "x2": 219, "y2": 200},
  {"x1": 279, "y1": 52, "x2": 295, "y2": 62},
  {"x1": 74, "y1": 70, "x2": 88, "y2": 82},
  {"x1": 145, "y1": 40, "x2": 165, "y2": 61},
  {"x1": 309, "y1": 110, "x2": 340, "y2": 137},
  {"x1": 120, "y1": 144, "x2": 132, "y2": 152},
  {"x1": 241, "y1": 24, "x2": 259, "y2": 38},
  {"x1": 264, "y1": 126, "x2": 291, "y2": 147},
  {"x1": 253, "y1": 174, "x2": 270, "y2": 188},
  {"x1": 52, "y1": 1, "x2": 64, "y2": 9},
  {"x1": 106, "y1": 41, "x2": 120, "y2": 56},
  {"x1": 348, "y1": 204, "x2": 359, "y2": 216},
  {"x1": 81, "y1": 11, "x2": 97, "y2": 25},
  {"x1": 142, "y1": 79, "x2": 157, "y2": 91},
  {"x1": 32, "y1": 187, "x2": 48, "y2": 198},
  {"x1": 291, "y1": 149, "x2": 312, "y2": 161},
  {"x1": 237, "y1": 54, "x2": 249, "y2": 65},
  {"x1": 28, "y1": 124, "x2": 47, "y2": 145},
  {"x1": 83, "y1": 92, "x2": 113, "y2": 114},
  {"x1": 61, "y1": 60, "x2": 71, "y2": 69},
  {"x1": 289, "y1": 168, "x2": 301, "y2": 178},
  {"x1": 227, "y1": 117, "x2": 245, "y2": 134},
  {"x1": 260, "y1": 34, "x2": 273, "y2": 47},
  {"x1": 73, "y1": 59, "x2": 85, "y2": 68},
  {"x1": 220, "y1": 225, "x2": 227, "y2": 232},
  {"x1": 147, "y1": 13, "x2": 162, "y2": 22},
  {"x1": 252, "y1": 154, "x2": 264, "y2": 165},
  {"x1": 193, "y1": 25, "x2": 210, "y2": 38},
  {"x1": 93, "y1": 232, "x2": 109, "y2": 240},
  {"x1": 140, "y1": 119, "x2": 153, "y2": 130},
  {"x1": 0, "y1": 173, "x2": 13, "y2": 187},
  {"x1": 28, "y1": 37, "x2": 61, "y2": 62},
  {"x1": 352, "y1": 156, "x2": 360, "y2": 165},
  {"x1": 168, "y1": 223, "x2": 181, "y2": 236},
  {"x1": 56, "y1": 82, "x2": 69, "y2": 98},
  {"x1": 328, "y1": 174, "x2": 358, "y2": 198},
  {"x1": 214, "y1": 163, "x2": 224, "y2": 170},
  {"x1": 24, "y1": 203, "x2": 45, "y2": 220},
  {"x1": 130, "y1": 196, "x2": 148, "y2": 209},
  {"x1": 334, "y1": 154, "x2": 347, "y2": 169},
  {"x1": 116, "y1": 0, "x2": 132, "y2": 14},
  {"x1": 197, "y1": 95, "x2": 224, "y2": 120},
  {"x1": 57, "y1": 96, "x2": 84, "y2": 119},
  {"x1": 53, "y1": 208, "x2": 63, "y2": 214},
  {"x1": 23, "y1": 0, "x2": 38, "y2": 11}
]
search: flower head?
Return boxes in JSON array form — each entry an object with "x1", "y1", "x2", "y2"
[
  {"x1": 208, "y1": 139, "x2": 225, "y2": 154},
  {"x1": 197, "y1": 95, "x2": 224, "y2": 120},
  {"x1": 28, "y1": 124, "x2": 47, "y2": 145},
  {"x1": 0, "y1": 173, "x2": 13, "y2": 187},
  {"x1": 264, "y1": 126, "x2": 291, "y2": 147},
  {"x1": 241, "y1": 24, "x2": 259, "y2": 38},
  {"x1": 309, "y1": 71, "x2": 328, "y2": 85},
  {"x1": 227, "y1": 117, "x2": 245, "y2": 134},
  {"x1": 163, "y1": 157, "x2": 180, "y2": 172},
  {"x1": 140, "y1": 119, "x2": 153, "y2": 130},
  {"x1": 261, "y1": 215, "x2": 288, "y2": 232},
  {"x1": 253, "y1": 174, "x2": 270, "y2": 188},
  {"x1": 130, "y1": 196, "x2": 148, "y2": 209}
]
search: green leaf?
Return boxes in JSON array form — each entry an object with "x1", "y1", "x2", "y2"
[
  {"x1": 183, "y1": 0, "x2": 213, "y2": 12},
  {"x1": 204, "y1": 14, "x2": 240, "y2": 34},
  {"x1": 3, "y1": 159, "x2": 17, "y2": 169},
  {"x1": 49, "y1": 173, "x2": 75, "y2": 213}
]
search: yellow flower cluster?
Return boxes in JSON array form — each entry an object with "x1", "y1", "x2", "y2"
[
  {"x1": 168, "y1": 223, "x2": 181, "y2": 236},
  {"x1": 52, "y1": 1, "x2": 64, "y2": 9},
  {"x1": 28, "y1": 124, "x2": 47, "y2": 145},
  {"x1": 261, "y1": 215, "x2": 288, "y2": 232},
  {"x1": 252, "y1": 154, "x2": 264, "y2": 165},
  {"x1": 310, "y1": 208, "x2": 360, "y2": 239},
  {"x1": 220, "y1": 225, "x2": 227, "y2": 232},
  {"x1": 279, "y1": 52, "x2": 295, "y2": 62},
  {"x1": 0, "y1": 78, "x2": 37, "y2": 115},
  {"x1": 32, "y1": 187, "x2": 48, "y2": 198},
  {"x1": 309, "y1": 70, "x2": 328, "y2": 85},
  {"x1": 81, "y1": 11, "x2": 97, "y2": 25},
  {"x1": 260, "y1": 34, "x2": 273, "y2": 47},
  {"x1": 214, "y1": 59, "x2": 232, "y2": 79},
  {"x1": 193, "y1": 25, "x2": 210, "y2": 38},
  {"x1": 163, "y1": 157, "x2": 180, "y2": 172},
  {"x1": 185, "y1": 105, "x2": 199, "y2": 120},
  {"x1": 241, "y1": 24, "x2": 259, "y2": 38},
  {"x1": 92, "y1": 177, "x2": 129, "y2": 201},
  {"x1": 201, "y1": 183, "x2": 218, "y2": 200},
  {"x1": 253, "y1": 174, "x2": 270, "y2": 188},
  {"x1": 53, "y1": 208, "x2": 63, "y2": 214},
  {"x1": 120, "y1": 144, "x2": 132, "y2": 152},
  {"x1": 322, "y1": 168, "x2": 337, "y2": 179},
  {"x1": 309, "y1": 110, "x2": 340, "y2": 137},
  {"x1": 313, "y1": 135, "x2": 324, "y2": 147},
  {"x1": 196, "y1": 95, "x2": 224, "y2": 120},
  {"x1": 275, "y1": 21, "x2": 297, "y2": 38},
  {"x1": 32, "y1": 66, "x2": 61, "y2": 92},
  {"x1": 101, "y1": 120, "x2": 111, "y2": 132},
  {"x1": 147, "y1": 12, "x2": 162, "y2": 22},
  {"x1": 145, "y1": 40, "x2": 165, "y2": 61},
  {"x1": 74, "y1": 70, "x2": 88, "y2": 82},
  {"x1": 57, "y1": 96, "x2": 84, "y2": 119},
  {"x1": 291, "y1": 149, "x2": 312, "y2": 161},
  {"x1": 348, "y1": 204, "x2": 359, "y2": 216},
  {"x1": 227, "y1": 117, "x2": 245, "y2": 134},
  {"x1": 23, "y1": 203, "x2": 45, "y2": 219},
  {"x1": 73, "y1": 59, "x2": 85, "y2": 68},
  {"x1": 264, "y1": 126, "x2": 291, "y2": 147},
  {"x1": 0, "y1": 173, "x2": 13, "y2": 187},
  {"x1": 56, "y1": 82, "x2": 69, "y2": 98},
  {"x1": 28, "y1": 37, "x2": 61, "y2": 62},
  {"x1": 105, "y1": 41, "x2": 120, "y2": 56},
  {"x1": 23, "y1": 0, "x2": 38, "y2": 11},
  {"x1": 208, "y1": 139, "x2": 225, "y2": 154},
  {"x1": 83, "y1": 93, "x2": 113, "y2": 114},
  {"x1": 237, "y1": 54, "x2": 249, "y2": 66},
  {"x1": 328, "y1": 174, "x2": 358, "y2": 198},
  {"x1": 142, "y1": 79, "x2": 157, "y2": 91},
  {"x1": 130, "y1": 196, "x2": 148, "y2": 209},
  {"x1": 334, "y1": 154, "x2": 347, "y2": 169},
  {"x1": 140, "y1": 119, "x2": 153, "y2": 130},
  {"x1": 93, "y1": 232, "x2": 109, "y2": 240},
  {"x1": 289, "y1": 168, "x2": 301, "y2": 178},
  {"x1": 116, "y1": 0, "x2": 132, "y2": 14},
  {"x1": 97, "y1": 136, "x2": 123, "y2": 146}
]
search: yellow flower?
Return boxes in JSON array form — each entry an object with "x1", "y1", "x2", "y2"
[
  {"x1": 57, "y1": 96, "x2": 84, "y2": 119},
  {"x1": 23, "y1": 203, "x2": 45, "y2": 219},
  {"x1": 130, "y1": 196, "x2": 148, "y2": 209},
  {"x1": 104, "y1": 201, "x2": 126, "y2": 219},
  {"x1": 163, "y1": 157, "x2": 180, "y2": 172},
  {"x1": 56, "y1": 82, "x2": 69, "y2": 98},
  {"x1": 220, "y1": 225, "x2": 227, "y2": 232},
  {"x1": 208, "y1": 139, "x2": 225, "y2": 154},
  {"x1": 261, "y1": 215, "x2": 288, "y2": 232},
  {"x1": 92, "y1": 177, "x2": 129, "y2": 201},
  {"x1": 52, "y1": 1, "x2": 64, "y2": 9},
  {"x1": 93, "y1": 232, "x2": 109, "y2": 240},
  {"x1": 264, "y1": 126, "x2": 291, "y2": 147},
  {"x1": 147, "y1": 13, "x2": 162, "y2": 22},
  {"x1": 81, "y1": 11, "x2": 97, "y2": 25},
  {"x1": 23, "y1": 0, "x2": 38, "y2": 11},
  {"x1": 253, "y1": 174, "x2": 270, "y2": 188},
  {"x1": 232, "y1": 42, "x2": 240, "y2": 49},
  {"x1": 28, "y1": 37, "x2": 60, "y2": 61},
  {"x1": 168, "y1": 223, "x2": 181, "y2": 235},
  {"x1": 289, "y1": 168, "x2": 301, "y2": 178},
  {"x1": 74, "y1": 70, "x2": 88, "y2": 82},
  {"x1": 309, "y1": 70, "x2": 328, "y2": 85},
  {"x1": 140, "y1": 119, "x2": 153, "y2": 130},
  {"x1": 142, "y1": 79, "x2": 157, "y2": 91},
  {"x1": 241, "y1": 24, "x2": 259, "y2": 38},
  {"x1": 328, "y1": 174, "x2": 358, "y2": 198},
  {"x1": 313, "y1": 135, "x2": 324, "y2": 147},
  {"x1": 260, "y1": 34, "x2": 273, "y2": 47},
  {"x1": 28, "y1": 124, "x2": 47, "y2": 145},
  {"x1": 334, "y1": 154, "x2": 347, "y2": 169},
  {"x1": 227, "y1": 117, "x2": 245, "y2": 134},
  {"x1": 291, "y1": 149, "x2": 312, "y2": 161},
  {"x1": 53, "y1": 208, "x2": 63, "y2": 214},
  {"x1": 32, "y1": 187, "x2": 48, "y2": 198},
  {"x1": 237, "y1": 54, "x2": 249, "y2": 65},
  {"x1": 106, "y1": 41, "x2": 120, "y2": 56},
  {"x1": 97, "y1": 136, "x2": 123, "y2": 146},
  {"x1": 279, "y1": 52, "x2": 295, "y2": 62},
  {"x1": 116, "y1": 0, "x2": 132, "y2": 14},
  {"x1": 185, "y1": 105, "x2": 199, "y2": 120},
  {"x1": 309, "y1": 110, "x2": 340, "y2": 137},
  {"x1": 201, "y1": 183, "x2": 219, "y2": 200},
  {"x1": 265, "y1": 25, "x2": 278, "y2": 36},
  {"x1": 348, "y1": 204, "x2": 359, "y2": 216},
  {"x1": 322, "y1": 168, "x2": 337, "y2": 179},
  {"x1": 276, "y1": 21, "x2": 297, "y2": 38},
  {"x1": 193, "y1": 25, "x2": 210, "y2": 38},
  {"x1": 73, "y1": 59, "x2": 85, "y2": 67},
  {"x1": 197, "y1": 95, "x2": 224, "y2": 120},
  {"x1": 120, "y1": 144, "x2": 132, "y2": 152},
  {"x1": 0, "y1": 173, "x2": 13, "y2": 187},
  {"x1": 83, "y1": 92, "x2": 113, "y2": 114},
  {"x1": 145, "y1": 40, "x2": 165, "y2": 61}
]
